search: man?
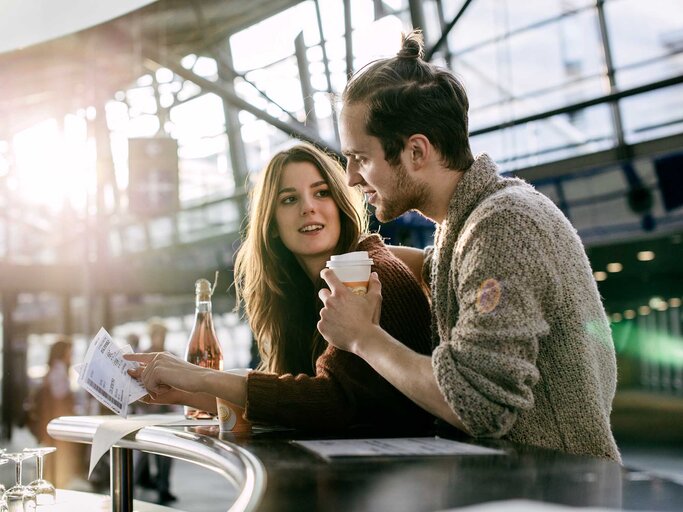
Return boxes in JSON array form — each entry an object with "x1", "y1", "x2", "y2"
[
  {"x1": 317, "y1": 31, "x2": 620, "y2": 462},
  {"x1": 134, "y1": 319, "x2": 177, "y2": 505}
]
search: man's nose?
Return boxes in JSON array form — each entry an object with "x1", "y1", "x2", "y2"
[{"x1": 346, "y1": 163, "x2": 362, "y2": 187}]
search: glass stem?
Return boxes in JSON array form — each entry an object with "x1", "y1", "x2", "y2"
[
  {"x1": 15, "y1": 461, "x2": 22, "y2": 486},
  {"x1": 36, "y1": 455, "x2": 44, "y2": 480}
]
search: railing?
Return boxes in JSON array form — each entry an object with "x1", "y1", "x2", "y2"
[{"x1": 47, "y1": 415, "x2": 266, "y2": 512}]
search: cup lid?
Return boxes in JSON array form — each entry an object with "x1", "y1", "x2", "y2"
[{"x1": 326, "y1": 251, "x2": 374, "y2": 267}]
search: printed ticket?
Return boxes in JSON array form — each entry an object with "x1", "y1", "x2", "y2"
[{"x1": 77, "y1": 327, "x2": 147, "y2": 417}]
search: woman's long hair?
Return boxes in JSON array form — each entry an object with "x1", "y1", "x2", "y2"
[
  {"x1": 234, "y1": 142, "x2": 367, "y2": 375},
  {"x1": 48, "y1": 336, "x2": 72, "y2": 368}
]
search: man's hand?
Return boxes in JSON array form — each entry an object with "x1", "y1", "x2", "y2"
[{"x1": 318, "y1": 270, "x2": 382, "y2": 354}]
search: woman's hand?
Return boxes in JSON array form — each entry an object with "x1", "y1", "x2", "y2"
[
  {"x1": 124, "y1": 352, "x2": 208, "y2": 397},
  {"x1": 138, "y1": 388, "x2": 191, "y2": 406},
  {"x1": 137, "y1": 388, "x2": 218, "y2": 414},
  {"x1": 125, "y1": 352, "x2": 248, "y2": 409}
]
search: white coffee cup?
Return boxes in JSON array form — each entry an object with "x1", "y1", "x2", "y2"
[
  {"x1": 325, "y1": 251, "x2": 374, "y2": 295},
  {"x1": 216, "y1": 369, "x2": 251, "y2": 433}
]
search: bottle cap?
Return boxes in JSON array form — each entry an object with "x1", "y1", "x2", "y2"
[
  {"x1": 195, "y1": 271, "x2": 219, "y2": 300},
  {"x1": 195, "y1": 278, "x2": 212, "y2": 301}
]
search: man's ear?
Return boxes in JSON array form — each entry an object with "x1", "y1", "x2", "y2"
[{"x1": 405, "y1": 134, "x2": 430, "y2": 170}]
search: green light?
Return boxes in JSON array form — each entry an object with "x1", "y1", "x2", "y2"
[{"x1": 611, "y1": 321, "x2": 683, "y2": 367}]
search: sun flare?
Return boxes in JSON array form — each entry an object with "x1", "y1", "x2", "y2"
[{"x1": 12, "y1": 115, "x2": 92, "y2": 212}]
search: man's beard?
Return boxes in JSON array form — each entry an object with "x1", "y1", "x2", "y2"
[{"x1": 374, "y1": 162, "x2": 429, "y2": 223}]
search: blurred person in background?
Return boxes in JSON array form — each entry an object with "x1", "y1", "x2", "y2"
[
  {"x1": 25, "y1": 336, "x2": 84, "y2": 488},
  {"x1": 132, "y1": 320, "x2": 177, "y2": 505},
  {"x1": 125, "y1": 142, "x2": 434, "y2": 433}
]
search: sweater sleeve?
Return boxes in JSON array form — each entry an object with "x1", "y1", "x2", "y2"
[
  {"x1": 422, "y1": 246, "x2": 435, "y2": 286},
  {"x1": 245, "y1": 236, "x2": 434, "y2": 431},
  {"x1": 432, "y1": 203, "x2": 553, "y2": 438},
  {"x1": 245, "y1": 347, "x2": 375, "y2": 430}
]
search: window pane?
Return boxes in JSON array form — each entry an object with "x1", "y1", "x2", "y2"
[
  {"x1": 620, "y1": 84, "x2": 683, "y2": 144},
  {"x1": 606, "y1": 0, "x2": 683, "y2": 88},
  {"x1": 471, "y1": 104, "x2": 615, "y2": 172},
  {"x1": 446, "y1": 0, "x2": 594, "y2": 53},
  {"x1": 459, "y1": 10, "x2": 607, "y2": 133}
]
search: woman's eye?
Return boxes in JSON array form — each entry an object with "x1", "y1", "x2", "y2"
[
  {"x1": 281, "y1": 196, "x2": 296, "y2": 204},
  {"x1": 316, "y1": 189, "x2": 331, "y2": 198}
]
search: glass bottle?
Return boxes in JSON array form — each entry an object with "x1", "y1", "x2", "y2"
[{"x1": 184, "y1": 277, "x2": 224, "y2": 419}]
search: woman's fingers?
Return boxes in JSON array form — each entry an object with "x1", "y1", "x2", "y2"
[
  {"x1": 127, "y1": 351, "x2": 199, "y2": 396},
  {"x1": 127, "y1": 366, "x2": 143, "y2": 378},
  {"x1": 368, "y1": 272, "x2": 383, "y2": 324},
  {"x1": 123, "y1": 352, "x2": 155, "y2": 363}
]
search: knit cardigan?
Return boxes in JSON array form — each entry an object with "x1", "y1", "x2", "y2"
[
  {"x1": 427, "y1": 153, "x2": 621, "y2": 462},
  {"x1": 245, "y1": 234, "x2": 434, "y2": 432}
]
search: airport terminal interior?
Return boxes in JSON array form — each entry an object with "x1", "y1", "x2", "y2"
[{"x1": 0, "y1": 0, "x2": 682, "y2": 510}]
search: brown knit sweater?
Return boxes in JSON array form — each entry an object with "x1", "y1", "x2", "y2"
[
  {"x1": 427, "y1": 153, "x2": 621, "y2": 462},
  {"x1": 245, "y1": 234, "x2": 434, "y2": 432}
]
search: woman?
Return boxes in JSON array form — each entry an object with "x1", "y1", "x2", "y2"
[
  {"x1": 26, "y1": 337, "x2": 84, "y2": 488},
  {"x1": 127, "y1": 142, "x2": 433, "y2": 432}
]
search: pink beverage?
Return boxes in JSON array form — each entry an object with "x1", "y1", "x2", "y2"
[{"x1": 184, "y1": 278, "x2": 224, "y2": 419}]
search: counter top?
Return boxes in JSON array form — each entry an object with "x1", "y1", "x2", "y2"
[
  {"x1": 49, "y1": 415, "x2": 683, "y2": 512},
  {"x1": 228, "y1": 427, "x2": 681, "y2": 512}
]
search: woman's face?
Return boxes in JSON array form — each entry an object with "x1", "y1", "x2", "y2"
[{"x1": 274, "y1": 161, "x2": 341, "y2": 277}]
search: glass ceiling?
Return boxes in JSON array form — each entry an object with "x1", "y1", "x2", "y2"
[{"x1": 0, "y1": 0, "x2": 682, "y2": 265}]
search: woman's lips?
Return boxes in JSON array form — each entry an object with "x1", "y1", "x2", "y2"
[{"x1": 298, "y1": 224, "x2": 324, "y2": 235}]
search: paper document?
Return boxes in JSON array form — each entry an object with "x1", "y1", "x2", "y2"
[
  {"x1": 293, "y1": 437, "x2": 505, "y2": 460},
  {"x1": 77, "y1": 327, "x2": 147, "y2": 417},
  {"x1": 88, "y1": 414, "x2": 218, "y2": 477}
]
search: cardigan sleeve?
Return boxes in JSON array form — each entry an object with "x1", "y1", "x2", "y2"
[
  {"x1": 422, "y1": 246, "x2": 435, "y2": 286},
  {"x1": 244, "y1": 347, "x2": 370, "y2": 430},
  {"x1": 432, "y1": 203, "x2": 554, "y2": 438},
  {"x1": 245, "y1": 236, "x2": 434, "y2": 431}
]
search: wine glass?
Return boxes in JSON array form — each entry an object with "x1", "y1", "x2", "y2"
[
  {"x1": 0, "y1": 456, "x2": 9, "y2": 512},
  {"x1": 3, "y1": 452, "x2": 36, "y2": 512},
  {"x1": 23, "y1": 448, "x2": 56, "y2": 506},
  {"x1": 0, "y1": 448, "x2": 6, "y2": 495}
]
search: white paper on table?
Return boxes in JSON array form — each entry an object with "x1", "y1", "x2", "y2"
[
  {"x1": 437, "y1": 499, "x2": 621, "y2": 512},
  {"x1": 292, "y1": 437, "x2": 505, "y2": 461},
  {"x1": 88, "y1": 414, "x2": 219, "y2": 477}
]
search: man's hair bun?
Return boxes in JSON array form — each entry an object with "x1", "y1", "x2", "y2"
[{"x1": 397, "y1": 30, "x2": 425, "y2": 60}]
